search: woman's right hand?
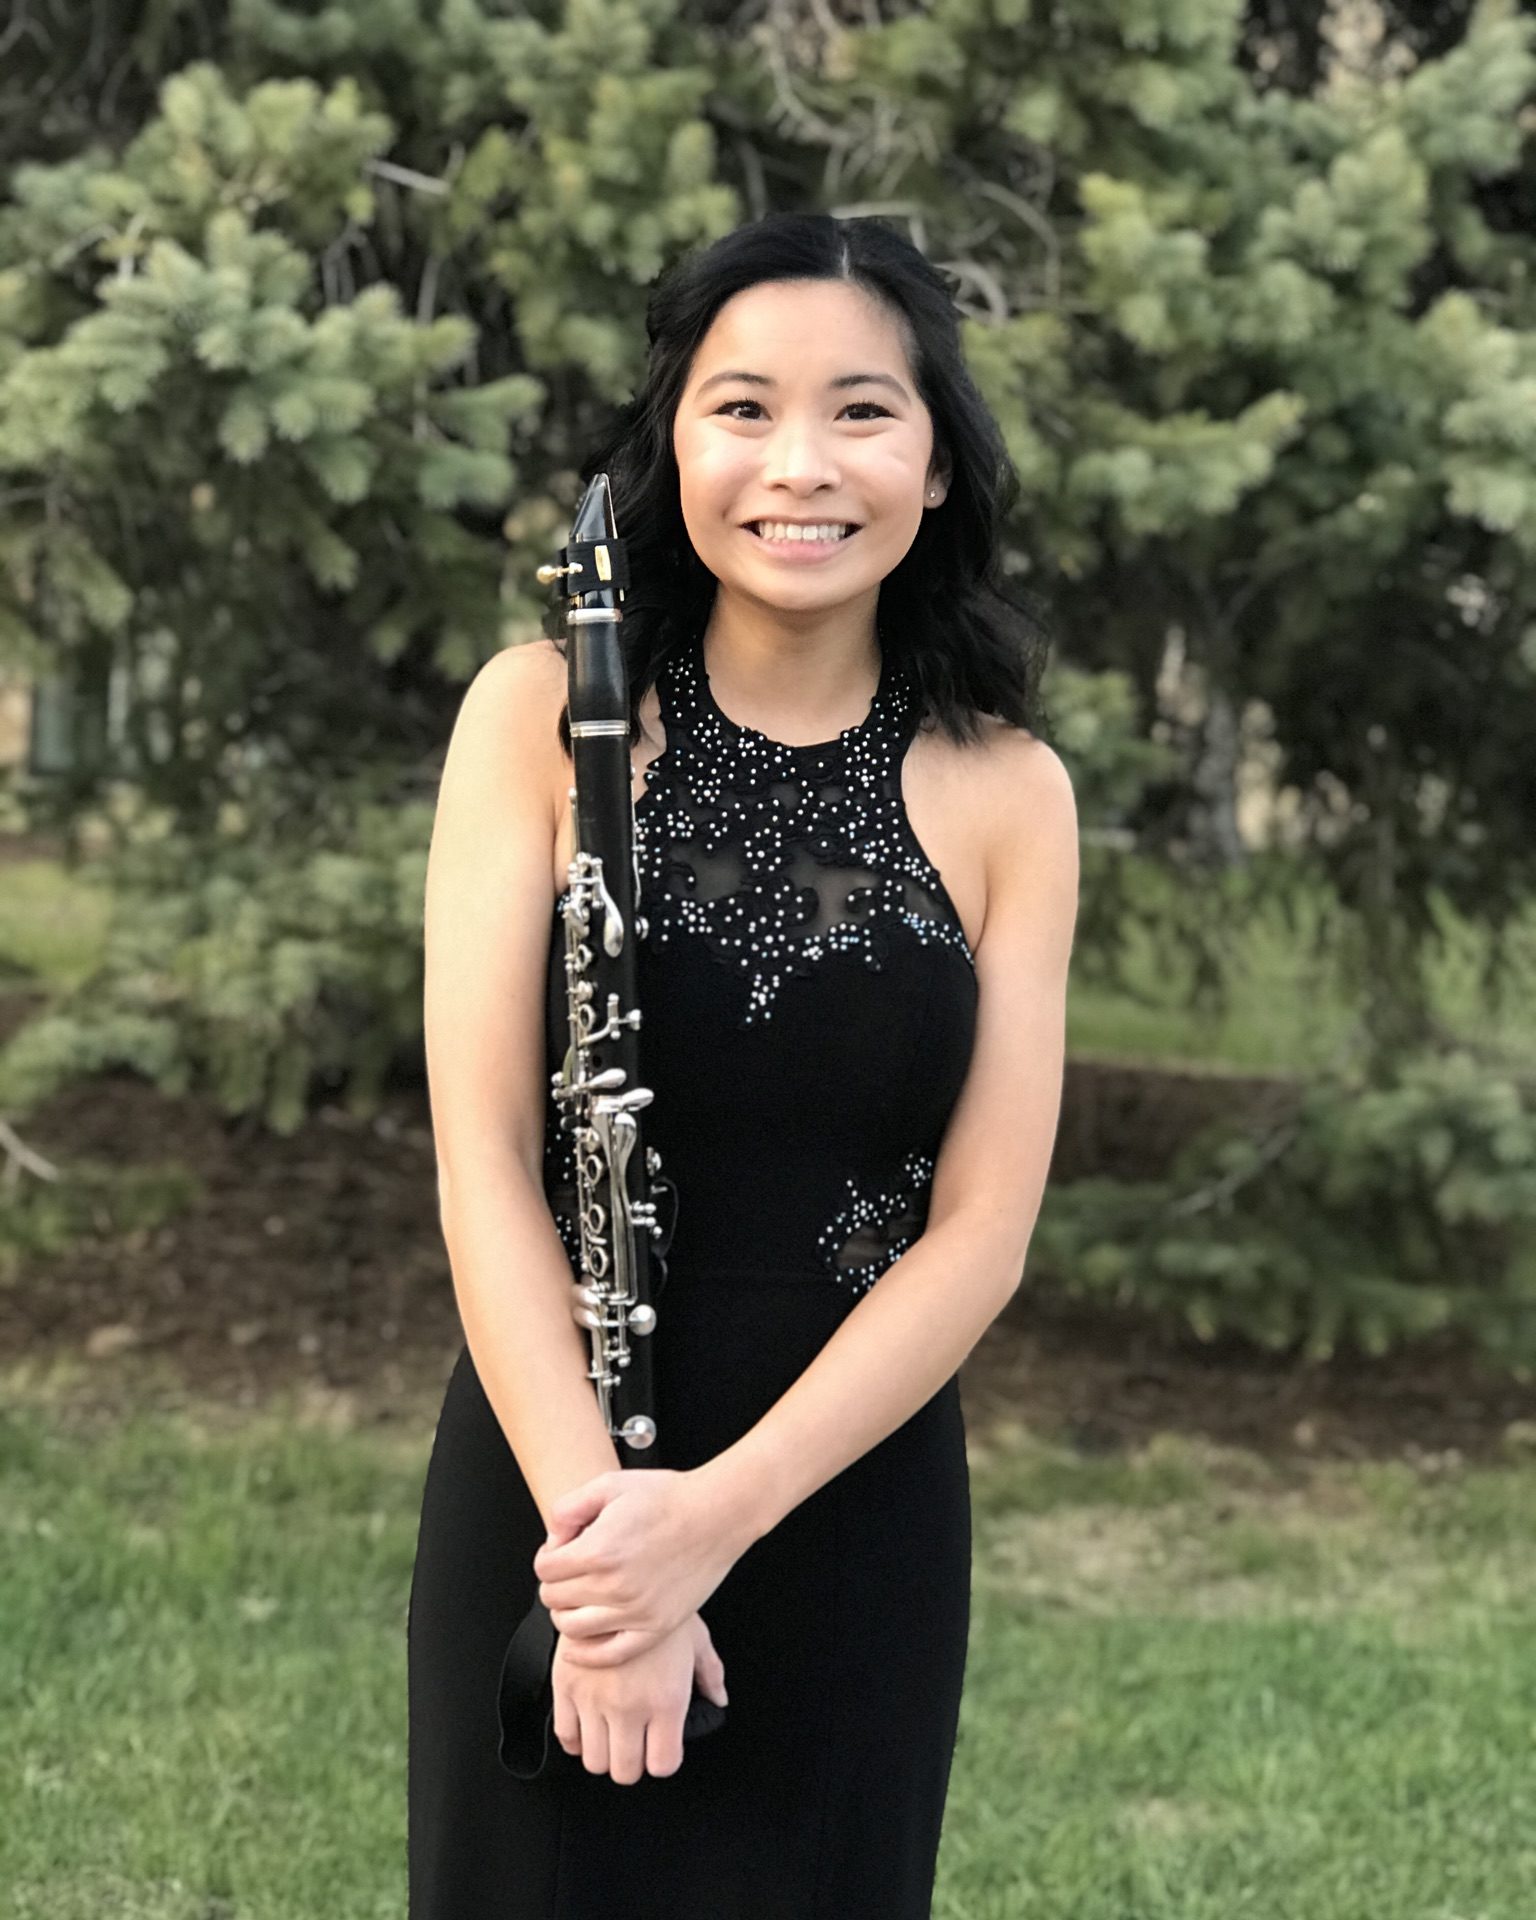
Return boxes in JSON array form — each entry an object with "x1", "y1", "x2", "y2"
[{"x1": 552, "y1": 1608, "x2": 727, "y2": 1784}]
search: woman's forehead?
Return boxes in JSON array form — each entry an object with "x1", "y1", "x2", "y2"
[{"x1": 691, "y1": 281, "x2": 912, "y2": 378}]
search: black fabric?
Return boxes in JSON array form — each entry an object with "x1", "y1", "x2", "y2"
[
  {"x1": 495, "y1": 1591, "x2": 561, "y2": 1781},
  {"x1": 408, "y1": 629, "x2": 980, "y2": 1918}
]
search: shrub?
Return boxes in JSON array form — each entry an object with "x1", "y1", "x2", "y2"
[{"x1": 1031, "y1": 1048, "x2": 1536, "y2": 1371}]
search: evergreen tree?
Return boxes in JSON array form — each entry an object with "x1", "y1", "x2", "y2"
[
  {"x1": 1, "y1": 0, "x2": 1533, "y2": 1110},
  {"x1": 806, "y1": 0, "x2": 1536, "y2": 1055}
]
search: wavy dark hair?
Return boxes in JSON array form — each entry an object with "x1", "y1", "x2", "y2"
[{"x1": 550, "y1": 210, "x2": 1052, "y2": 759}]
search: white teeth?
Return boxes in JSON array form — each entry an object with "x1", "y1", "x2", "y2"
[{"x1": 750, "y1": 522, "x2": 852, "y2": 542}]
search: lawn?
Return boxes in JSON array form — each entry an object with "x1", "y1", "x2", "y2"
[
  {"x1": 3, "y1": 850, "x2": 1533, "y2": 1916},
  {"x1": 3, "y1": 1378, "x2": 1532, "y2": 1919}
]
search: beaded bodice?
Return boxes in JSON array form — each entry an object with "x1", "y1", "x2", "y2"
[
  {"x1": 632, "y1": 631, "x2": 974, "y2": 1020},
  {"x1": 543, "y1": 629, "x2": 979, "y2": 1297}
]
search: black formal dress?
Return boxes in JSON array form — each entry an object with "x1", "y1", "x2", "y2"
[{"x1": 408, "y1": 627, "x2": 980, "y2": 1918}]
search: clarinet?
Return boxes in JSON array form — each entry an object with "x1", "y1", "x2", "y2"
[
  {"x1": 496, "y1": 470, "x2": 726, "y2": 1779},
  {"x1": 542, "y1": 470, "x2": 673, "y2": 1454}
]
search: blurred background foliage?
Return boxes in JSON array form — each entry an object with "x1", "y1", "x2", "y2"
[{"x1": 2, "y1": 0, "x2": 1535, "y2": 1367}]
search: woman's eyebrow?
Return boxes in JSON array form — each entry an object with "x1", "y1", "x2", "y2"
[{"x1": 696, "y1": 370, "x2": 910, "y2": 402}]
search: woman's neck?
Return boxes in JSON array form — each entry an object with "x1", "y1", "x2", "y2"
[{"x1": 699, "y1": 602, "x2": 881, "y2": 741}]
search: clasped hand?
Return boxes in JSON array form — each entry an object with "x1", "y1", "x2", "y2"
[{"x1": 534, "y1": 1466, "x2": 744, "y2": 1667}]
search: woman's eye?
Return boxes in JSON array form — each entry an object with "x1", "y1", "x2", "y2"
[{"x1": 713, "y1": 399, "x2": 892, "y2": 422}]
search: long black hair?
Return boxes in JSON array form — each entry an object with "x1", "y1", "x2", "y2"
[{"x1": 551, "y1": 210, "x2": 1052, "y2": 757}]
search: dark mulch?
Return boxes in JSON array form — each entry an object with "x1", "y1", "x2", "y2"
[{"x1": 3, "y1": 1071, "x2": 1535, "y2": 1467}]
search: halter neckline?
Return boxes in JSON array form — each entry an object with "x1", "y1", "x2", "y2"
[{"x1": 690, "y1": 630, "x2": 892, "y2": 757}]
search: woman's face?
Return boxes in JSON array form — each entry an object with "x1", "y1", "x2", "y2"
[{"x1": 671, "y1": 278, "x2": 949, "y2": 616}]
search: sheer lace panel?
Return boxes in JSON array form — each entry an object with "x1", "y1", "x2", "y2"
[
  {"x1": 817, "y1": 1149, "x2": 936, "y2": 1296},
  {"x1": 631, "y1": 631, "x2": 974, "y2": 1026}
]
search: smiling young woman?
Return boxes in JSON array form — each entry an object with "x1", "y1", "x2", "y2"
[{"x1": 408, "y1": 211, "x2": 1078, "y2": 1920}]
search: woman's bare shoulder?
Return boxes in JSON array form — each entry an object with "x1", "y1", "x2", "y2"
[
  {"x1": 917, "y1": 707, "x2": 1054, "y2": 785},
  {"x1": 470, "y1": 636, "x2": 568, "y2": 705},
  {"x1": 451, "y1": 639, "x2": 569, "y2": 777},
  {"x1": 938, "y1": 713, "x2": 1074, "y2": 886},
  {"x1": 976, "y1": 719, "x2": 1076, "y2": 866}
]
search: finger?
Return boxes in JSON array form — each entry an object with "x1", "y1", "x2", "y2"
[
  {"x1": 547, "y1": 1473, "x2": 621, "y2": 1540},
  {"x1": 552, "y1": 1679, "x2": 581, "y2": 1757},
  {"x1": 647, "y1": 1712, "x2": 685, "y2": 1779},
  {"x1": 578, "y1": 1703, "x2": 609, "y2": 1777},
  {"x1": 546, "y1": 1602, "x2": 629, "y2": 1639},
  {"x1": 534, "y1": 1539, "x2": 596, "y2": 1577},
  {"x1": 607, "y1": 1713, "x2": 646, "y2": 1788},
  {"x1": 536, "y1": 1532, "x2": 621, "y2": 1580},
  {"x1": 543, "y1": 1509, "x2": 588, "y2": 1549},
  {"x1": 555, "y1": 1626, "x2": 655, "y2": 1668},
  {"x1": 540, "y1": 1580, "x2": 620, "y2": 1621},
  {"x1": 691, "y1": 1642, "x2": 728, "y2": 1705},
  {"x1": 541, "y1": 1551, "x2": 610, "y2": 1597},
  {"x1": 558, "y1": 1616, "x2": 660, "y2": 1660}
]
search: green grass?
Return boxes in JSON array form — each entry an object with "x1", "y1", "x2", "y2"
[
  {"x1": 944, "y1": 1425, "x2": 1536, "y2": 1916},
  {"x1": 1, "y1": 1372, "x2": 417, "y2": 1920},
  {"x1": 3, "y1": 1376, "x2": 1534, "y2": 1919}
]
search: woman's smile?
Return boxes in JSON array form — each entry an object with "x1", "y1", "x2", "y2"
[{"x1": 741, "y1": 521, "x2": 863, "y2": 563}]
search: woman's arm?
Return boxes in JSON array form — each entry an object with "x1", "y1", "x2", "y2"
[
  {"x1": 535, "y1": 731, "x2": 1081, "y2": 1652},
  {"x1": 439, "y1": 1158, "x2": 621, "y2": 1529},
  {"x1": 700, "y1": 732, "x2": 1081, "y2": 1542},
  {"x1": 425, "y1": 641, "x2": 620, "y2": 1528}
]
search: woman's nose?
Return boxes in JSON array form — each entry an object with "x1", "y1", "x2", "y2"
[{"x1": 761, "y1": 436, "x2": 841, "y2": 492}]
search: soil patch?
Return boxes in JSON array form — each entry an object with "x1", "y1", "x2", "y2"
[{"x1": 4, "y1": 1074, "x2": 1535, "y2": 1463}]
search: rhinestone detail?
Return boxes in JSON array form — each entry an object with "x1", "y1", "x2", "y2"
[
  {"x1": 566, "y1": 631, "x2": 974, "y2": 1028},
  {"x1": 545, "y1": 632, "x2": 971, "y2": 1289},
  {"x1": 817, "y1": 1149, "x2": 936, "y2": 1295}
]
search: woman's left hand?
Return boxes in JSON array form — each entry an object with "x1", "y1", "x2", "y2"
[{"x1": 533, "y1": 1467, "x2": 748, "y2": 1668}]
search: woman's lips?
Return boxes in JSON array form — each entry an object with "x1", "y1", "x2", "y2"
[{"x1": 742, "y1": 525, "x2": 861, "y2": 563}]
